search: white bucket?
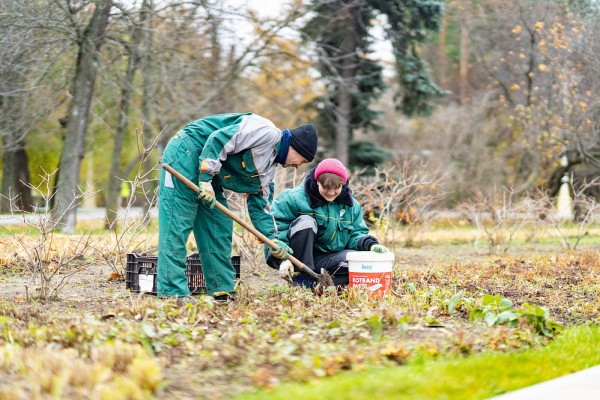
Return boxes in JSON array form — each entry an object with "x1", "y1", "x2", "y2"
[{"x1": 347, "y1": 251, "x2": 395, "y2": 297}]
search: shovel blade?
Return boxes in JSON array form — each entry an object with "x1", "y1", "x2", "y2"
[{"x1": 313, "y1": 268, "x2": 335, "y2": 294}]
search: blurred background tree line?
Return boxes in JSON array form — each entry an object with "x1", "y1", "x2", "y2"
[{"x1": 0, "y1": 0, "x2": 598, "y2": 232}]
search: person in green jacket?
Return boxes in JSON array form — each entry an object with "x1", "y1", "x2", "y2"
[
  {"x1": 266, "y1": 158, "x2": 388, "y2": 287},
  {"x1": 157, "y1": 113, "x2": 318, "y2": 302}
]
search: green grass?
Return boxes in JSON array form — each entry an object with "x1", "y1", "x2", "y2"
[{"x1": 235, "y1": 325, "x2": 600, "y2": 400}]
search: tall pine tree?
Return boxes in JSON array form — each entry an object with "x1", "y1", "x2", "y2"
[{"x1": 303, "y1": 0, "x2": 444, "y2": 167}]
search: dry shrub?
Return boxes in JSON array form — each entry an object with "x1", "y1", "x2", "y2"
[
  {"x1": 546, "y1": 179, "x2": 600, "y2": 251},
  {"x1": 0, "y1": 169, "x2": 100, "y2": 301},
  {"x1": 459, "y1": 187, "x2": 547, "y2": 254},
  {"x1": 352, "y1": 163, "x2": 446, "y2": 247},
  {"x1": 3, "y1": 233, "x2": 95, "y2": 301},
  {"x1": 376, "y1": 96, "x2": 508, "y2": 206}
]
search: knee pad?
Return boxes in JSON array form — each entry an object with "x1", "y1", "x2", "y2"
[{"x1": 289, "y1": 215, "x2": 317, "y2": 237}]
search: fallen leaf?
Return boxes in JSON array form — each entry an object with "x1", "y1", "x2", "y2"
[{"x1": 108, "y1": 272, "x2": 122, "y2": 281}]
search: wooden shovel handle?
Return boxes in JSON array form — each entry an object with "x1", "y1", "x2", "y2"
[{"x1": 162, "y1": 164, "x2": 319, "y2": 279}]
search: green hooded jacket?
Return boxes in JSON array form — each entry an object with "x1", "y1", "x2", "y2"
[{"x1": 271, "y1": 180, "x2": 370, "y2": 253}]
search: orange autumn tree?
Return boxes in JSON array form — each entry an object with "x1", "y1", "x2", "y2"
[{"x1": 473, "y1": 1, "x2": 596, "y2": 193}]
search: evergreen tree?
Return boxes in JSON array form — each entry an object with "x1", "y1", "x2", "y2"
[
  {"x1": 303, "y1": 0, "x2": 445, "y2": 167},
  {"x1": 370, "y1": 0, "x2": 446, "y2": 116}
]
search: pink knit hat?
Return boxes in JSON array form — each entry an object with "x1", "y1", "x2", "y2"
[{"x1": 314, "y1": 158, "x2": 348, "y2": 182}]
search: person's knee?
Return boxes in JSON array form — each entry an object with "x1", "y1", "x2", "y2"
[
  {"x1": 288, "y1": 215, "x2": 317, "y2": 238},
  {"x1": 266, "y1": 254, "x2": 281, "y2": 270}
]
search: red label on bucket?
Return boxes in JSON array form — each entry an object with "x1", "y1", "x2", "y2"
[{"x1": 349, "y1": 271, "x2": 392, "y2": 297}]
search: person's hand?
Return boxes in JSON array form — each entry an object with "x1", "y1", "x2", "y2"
[
  {"x1": 271, "y1": 239, "x2": 293, "y2": 260},
  {"x1": 278, "y1": 260, "x2": 296, "y2": 281},
  {"x1": 370, "y1": 244, "x2": 389, "y2": 253},
  {"x1": 198, "y1": 181, "x2": 216, "y2": 208}
]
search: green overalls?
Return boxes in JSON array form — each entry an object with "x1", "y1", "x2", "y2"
[{"x1": 157, "y1": 113, "x2": 280, "y2": 297}]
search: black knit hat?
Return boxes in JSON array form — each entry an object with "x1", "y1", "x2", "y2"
[{"x1": 289, "y1": 124, "x2": 318, "y2": 162}]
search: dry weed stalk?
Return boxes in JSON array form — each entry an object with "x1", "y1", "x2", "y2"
[
  {"x1": 96, "y1": 193, "x2": 159, "y2": 277},
  {"x1": 459, "y1": 187, "x2": 546, "y2": 254},
  {"x1": 2, "y1": 169, "x2": 97, "y2": 301},
  {"x1": 228, "y1": 192, "x2": 265, "y2": 275},
  {"x1": 97, "y1": 128, "x2": 164, "y2": 276},
  {"x1": 547, "y1": 178, "x2": 600, "y2": 250},
  {"x1": 352, "y1": 163, "x2": 446, "y2": 247}
]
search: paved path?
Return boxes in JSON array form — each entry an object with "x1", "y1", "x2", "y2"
[
  {"x1": 0, "y1": 207, "x2": 157, "y2": 226},
  {"x1": 489, "y1": 365, "x2": 600, "y2": 399}
]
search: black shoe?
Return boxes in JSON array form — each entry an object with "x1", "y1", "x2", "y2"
[{"x1": 212, "y1": 292, "x2": 238, "y2": 303}]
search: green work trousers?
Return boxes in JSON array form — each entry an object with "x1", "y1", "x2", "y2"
[{"x1": 157, "y1": 131, "x2": 235, "y2": 297}]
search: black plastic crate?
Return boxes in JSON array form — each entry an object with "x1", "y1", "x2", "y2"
[
  {"x1": 126, "y1": 253, "x2": 241, "y2": 295},
  {"x1": 125, "y1": 253, "x2": 158, "y2": 294},
  {"x1": 185, "y1": 253, "x2": 241, "y2": 294}
]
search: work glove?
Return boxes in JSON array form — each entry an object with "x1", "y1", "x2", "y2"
[
  {"x1": 198, "y1": 181, "x2": 216, "y2": 208},
  {"x1": 370, "y1": 244, "x2": 389, "y2": 253},
  {"x1": 278, "y1": 260, "x2": 297, "y2": 281},
  {"x1": 271, "y1": 239, "x2": 293, "y2": 260}
]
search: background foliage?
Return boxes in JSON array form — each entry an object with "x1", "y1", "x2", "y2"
[{"x1": 1, "y1": 0, "x2": 598, "y2": 221}]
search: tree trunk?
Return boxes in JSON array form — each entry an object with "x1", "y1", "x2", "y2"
[
  {"x1": 140, "y1": 1, "x2": 156, "y2": 226},
  {"x1": 334, "y1": 14, "x2": 359, "y2": 166},
  {"x1": 52, "y1": 0, "x2": 112, "y2": 232},
  {"x1": 0, "y1": 72, "x2": 32, "y2": 214},
  {"x1": 459, "y1": 7, "x2": 470, "y2": 104},
  {"x1": 105, "y1": 0, "x2": 149, "y2": 230},
  {"x1": 438, "y1": 13, "x2": 448, "y2": 87},
  {"x1": 335, "y1": 85, "x2": 352, "y2": 166},
  {"x1": 105, "y1": 50, "x2": 138, "y2": 229},
  {"x1": 1, "y1": 137, "x2": 32, "y2": 212},
  {"x1": 0, "y1": 3, "x2": 36, "y2": 213}
]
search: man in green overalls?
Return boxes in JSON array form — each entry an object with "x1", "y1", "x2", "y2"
[{"x1": 157, "y1": 113, "x2": 318, "y2": 302}]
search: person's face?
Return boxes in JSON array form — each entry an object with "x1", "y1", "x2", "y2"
[
  {"x1": 317, "y1": 181, "x2": 343, "y2": 202},
  {"x1": 284, "y1": 147, "x2": 309, "y2": 169}
]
